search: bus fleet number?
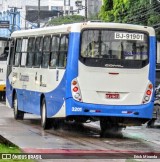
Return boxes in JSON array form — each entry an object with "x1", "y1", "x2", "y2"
[{"x1": 72, "y1": 107, "x2": 82, "y2": 112}]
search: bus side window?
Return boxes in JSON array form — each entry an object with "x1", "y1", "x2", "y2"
[
  {"x1": 58, "y1": 35, "x2": 68, "y2": 68},
  {"x1": 21, "y1": 38, "x2": 28, "y2": 66},
  {"x1": 34, "y1": 37, "x2": 43, "y2": 67},
  {"x1": 9, "y1": 39, "x2": 15, "y2": 65},
  {"x1": 42, "y1": 36, "x2": 51, "y2": 68},
  {"x1": 50, "y1": 35, "x2": 59, "y2": 68},
  {"x1": 14, "y1": 38, "x2": 22, "y2": 66},
  {"x1": 26, "y1": 37, "x2": 35, "y2": 67}
]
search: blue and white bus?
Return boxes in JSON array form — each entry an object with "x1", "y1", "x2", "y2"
[{"x1": 6, "y1": 22, "x2": 156, "y2": 136}]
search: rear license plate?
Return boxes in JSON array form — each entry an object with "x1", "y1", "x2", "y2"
[{"x1": 106, "y1": 93, "x2": 120, "y2": 99}]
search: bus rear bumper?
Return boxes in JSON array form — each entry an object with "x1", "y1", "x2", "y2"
[{"x1": 66, "y1": 98, "x2": 154, "y2": 119}]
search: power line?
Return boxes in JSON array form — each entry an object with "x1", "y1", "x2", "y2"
[{"x1": 127, "y1": 5, "x2": 160, "y2": 21}]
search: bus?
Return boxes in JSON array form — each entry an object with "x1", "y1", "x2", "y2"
[
  {"x1": 0, "y1": 37, "x2": 9, "y2": 101},
  {"x1": 6, "y1": 22, "x2": 156, "y2": 137}
]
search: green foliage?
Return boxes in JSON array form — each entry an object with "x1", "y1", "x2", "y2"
[
  {"x1": 47, "y1": 15, "x2": 85, "y2": 26},
  {"x1": 0, "y1": 144, "x2": 34, "y2": 162},
  {"x1": 99, "y1": 0, "x2": 130, "y2": 23},
  {"x1": 0, "y1": 143, "x2": 20, "y2": 153},
  {"x1": 99, "y1": 0, "x2": 160, "y2": 40}
]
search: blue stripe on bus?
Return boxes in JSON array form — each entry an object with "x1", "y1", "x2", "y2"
[
  {"x1": 66, "y1": 32, "x2": 80, "y2": 98},
  {"x1": 45, "y1": 73, "x2": 66, "y2": 117},
  {"x1": 149, "y1": 36, "x2": 156, "y2": 102},
  {"x1": 66, "y1": 98, "x2": 154, "y2": 119}
]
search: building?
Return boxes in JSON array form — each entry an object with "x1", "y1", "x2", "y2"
[{"x1": 0, "y1": 0, "x2": 102, "y2": 37}]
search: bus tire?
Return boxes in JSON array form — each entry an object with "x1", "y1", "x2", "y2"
[
  {"x1": 2, "y1": 91, "x2": 5, "y2": 101},
  {"x1": 41, "y1": 98, "x2": 52, "y2": 130},
  {"x1": 13, "y1": 93, "x2": 24, "y2": 120},
  {"x1": 147, "y1": 119, "x2": 156, "y2": 128},
  {"x1": 0, "y1": 92, "x2": 2, "y2": 101},
  {"x1": 100, "y1": 119, "x2": 123, "y2": 138}
]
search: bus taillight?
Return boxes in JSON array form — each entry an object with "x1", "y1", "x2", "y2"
[
  {"x1": 73, "y1": 87, "x2": 78, "y2": 92},
  {"x1": 71, "y1": 79, "x2": 82, "y2": 102},
  {"x1": 146, "y1": 90, "x2": 151, "y2": 96},
  {"x1": 72, "y1": 80, "x2": 77, "y2": 86},
  {"x1": 148, "y1": 84, "x2": 153, "y2": 89},
  {"x1": 142, "y1": 82, "x2": 153, "y2": 104}
]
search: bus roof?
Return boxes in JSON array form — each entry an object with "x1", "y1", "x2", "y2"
[{"x1": 11, "y1": 22, "x2": 155, "y2": 38}]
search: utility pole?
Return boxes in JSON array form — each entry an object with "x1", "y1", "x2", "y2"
[
  {"x1": 37, "y1": 0, "x2": 40, "y2": 28},
  {"x1": 85, "y1": 0, "x2": 87, "y2": 19},
  {"x1": 8, "y1": 6, "x2": 22, "y2": 33}
]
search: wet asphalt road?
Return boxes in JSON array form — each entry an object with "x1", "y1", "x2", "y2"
[{"x1": 0, "y1": 101, "x2": 160, "y2": 162}]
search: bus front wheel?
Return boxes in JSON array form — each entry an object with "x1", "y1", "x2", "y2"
[
  {"x1": 13, "y1": 93, "x2": 24, "y2": 120},
  {"x1": 41, "y1": 98, "x2": 52, "y2": 129}
]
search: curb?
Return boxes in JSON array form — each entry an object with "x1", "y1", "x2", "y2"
[{"x1": 0, "y1": 134, "x2": 18, "y2": 147}]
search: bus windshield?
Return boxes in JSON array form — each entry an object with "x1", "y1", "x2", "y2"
[
  {"x1": 0, "y1": 41, "x2": 9, "y2": 61},
  {"x1": 80, "y1": 29, "x2": 148, "y2": 69}
]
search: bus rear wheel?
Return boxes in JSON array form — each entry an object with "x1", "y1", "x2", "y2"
[
  {"x1": 13, "y1": 93, "x2": 24, "y2": 120},
  {"x1": 41, "y1": 98, "x2": 52, "y2": 129},
  {"x1": 100, "y1": 118, "x2": 123, "y2": 138},
  {"x1": 147, "y1": 119, "x2": 156, "y2": 128}
]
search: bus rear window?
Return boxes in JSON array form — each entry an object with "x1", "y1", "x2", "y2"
[{"x1": 80, "y1": 29, "x2": 149, "y2": 68}]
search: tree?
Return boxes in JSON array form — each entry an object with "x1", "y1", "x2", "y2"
[
  {"x1": 47, "y1": 15, "x2": 85, "y2": 26},
  {"x1": 99, "y1": 0, "x2": 160, "y2": 40}
]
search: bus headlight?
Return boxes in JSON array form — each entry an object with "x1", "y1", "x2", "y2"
[{"x1": 71, "y1": 78, "x2": 82, "y2": 102}]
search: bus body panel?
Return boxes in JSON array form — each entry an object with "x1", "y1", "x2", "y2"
[
  {"x1": 7, "y1": 67, "x2": 66, "y2": 117},
  {"x1": 78, "y1": 62, "x2": 149, "y2": 105},
  {"x1": 65, "y1": 35, "x2": 155, "y2": 120},
  {"x1": 66, "y1": 98, "x2": 154, "y2": 119}
]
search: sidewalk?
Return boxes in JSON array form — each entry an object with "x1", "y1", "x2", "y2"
[{"x1": 0, "y1": 103, "x2": 127, "y2": 162}]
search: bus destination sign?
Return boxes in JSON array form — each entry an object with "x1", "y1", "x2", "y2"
[{"x1": 0, "y1": 21, "x2": 10, "y2": 28}]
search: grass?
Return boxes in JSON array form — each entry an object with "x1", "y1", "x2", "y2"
[{"x1": 0, "y1": 143, "x2": 35, "y2": 162}]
